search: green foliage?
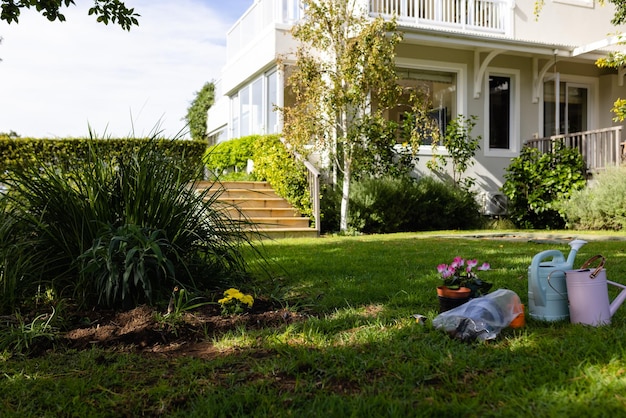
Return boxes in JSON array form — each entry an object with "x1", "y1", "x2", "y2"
[
  {"x1": 186, "y1": 82, "x2": 215, "y2": 141},
  {"x1": 0, "y1": 137, "x2": 257, "y2": 311},
  {"x1": 0, "y1": 308, "x2": 58, "y2": 357},
  {"x1": 204, "y1": 135, "x2": 257, "y2": 177},
  {"x1": 79, "y1": 225, "x2": 176, "y2": 308},
  {"x1": 283, "y1": 0, "x2": 405, "y2": 231},
  {"x1": 428, "y1": 115, "x2": 481, "y2": 189},
  {"x1": 0, "y1": 137, "x2": 207, "y2": 176},
  {"x1": 557, "y1": 166, "x2": 626, "y2": 230},
  {"x1": 252, "y1": 135, "x2": 311, "y2": 217},
  {"x1": 323, "y1": 175, "x2": 483, "y2": 234},
  {"x1": 204, "y1": 134, "x2": 311, "y2": 217},
  {"x1": 1, "y1": 0, "x2": 140, "y2": 30},
  {"x1": 502, "y1": 143, "x2": 587, "y2": 229}
]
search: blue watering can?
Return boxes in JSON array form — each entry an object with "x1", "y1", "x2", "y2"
[{"x1": 528, "y1": 239, "x2": 587, "y2": 321}]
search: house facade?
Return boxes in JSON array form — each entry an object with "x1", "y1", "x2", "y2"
[{"x1": 207, "y1": 0, "x2": 626, "y2": 201}]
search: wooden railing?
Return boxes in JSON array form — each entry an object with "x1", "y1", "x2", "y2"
[{"x1": 525, "y1": 127, "x2": 623, "y2": 172}]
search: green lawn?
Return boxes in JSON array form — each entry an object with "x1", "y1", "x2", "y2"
[{"x1": 3, "y1": 232, "x2": 626, "y2": 417}]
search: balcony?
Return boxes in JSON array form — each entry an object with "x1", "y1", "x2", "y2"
[
  {"x1": 525, "y1": 127, "x2": 624, "y2": 173},
  {"x1": 226, "y1": 0, "x2": 512, "y2": 61},
  {"x1": 370, "y1": 0, "x2": 512, "y2": 34}
]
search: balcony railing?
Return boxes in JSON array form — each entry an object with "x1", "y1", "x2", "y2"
[
  {"x1": 227, "y1": 0, "x2": 511, "y2": 60},
  {"x1": 525, "y1": 127, "x2": 624, "y2": 172},
  {"x1": 369, "y1": 0, "x2": 511, "y2": 34}
]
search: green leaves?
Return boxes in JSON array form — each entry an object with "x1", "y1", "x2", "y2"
[
  {"x1": 502, "y1": 142, "x2": 586, "y2": 228},
  {"x1": 186, "y1": 82, "x2": 215, "y2": 141},
  {"x1": 1, "y1": 0, "x2": 138, "y2": 30}
]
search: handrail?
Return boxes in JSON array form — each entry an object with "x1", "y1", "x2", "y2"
[
  {"x1": 301, "y1": 159, "x2": 321, "y2": 236},
  {"x1": 279, "y1": 138, "x2": 321, "y2": 235},
  {"x1": 525, "y1": 126, "x2": 623, "y2": 172}
]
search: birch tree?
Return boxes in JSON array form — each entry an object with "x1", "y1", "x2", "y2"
[{"x1": 281, "y1": 0, "x2": 404, "y2": 232}]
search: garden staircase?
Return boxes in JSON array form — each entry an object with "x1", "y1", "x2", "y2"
[{"x1": 195, "y1": 180, "x2": 318, "y2": 239}]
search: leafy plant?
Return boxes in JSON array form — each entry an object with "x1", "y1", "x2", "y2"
[
  {"x1": 203, "y1": 135, "x2": 257, "y2": 177},
  {"x1": 0, "y1": 308, "x2": 58, "y2": 356},
  {"x1": 428, "y1": 115, "x2": 481, "y2": 189},
  {"x1": 556, "y1": 166, "x2": 626, "y2": 230},
  {"x1": 79, "y1": 224, "x2": 176, "y2": 308},
  {"x1": 334, "y1": 175, "x2": 483, "y2": 234},
  {"x1": 0, "y1": 135, "x2": 259, "y2": 311},
  {"x1": 186, "y1": 81, "x2": 215, "y2": 141},
  {"x1": 218, "y1": 288, "x2": 254, "y2": 315},
  {"x1": 436, "y1": 256, "x2": 492, "y2": 297},
  {"x1": 502, "y1": 142, "x2": 586, "y2": 229},
  {"x1": 251, "y1": 135, "x2": 311, "y2": 217}
]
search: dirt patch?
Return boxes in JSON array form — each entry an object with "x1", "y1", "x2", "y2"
[{"x1": 61, "y1": 301, "x2": 306, "y2": 358}]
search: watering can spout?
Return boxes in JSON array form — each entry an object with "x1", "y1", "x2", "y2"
[
  {"x1": 609, "y1": 281, "x2": 626, "y2": 317},
  {"x1": 566, "y1": 239, "x2": 587, "y2": 265}
]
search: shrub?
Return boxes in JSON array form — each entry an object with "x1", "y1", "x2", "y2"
[
  {"x1": 557, "y1": 166, "x2": 626, "y2": 230},
  {"x1": 251, "y1": 135, "x2": 311, "y2": 218},
  {"x1": 501, "y1": 143, "x2": 587, "y2": 229},
  {"x1": 203, "y1": 135, "x2": 257, "y2": 177},
  {"x1": 0, "y1": 137, "x2": 206, "y2": 176},
  {"x1": 323, "y1": 176, "x2": 483, "y2": 234},
  {"x1": 0, "y1": 137, "x2": 257, "y2": 312}
]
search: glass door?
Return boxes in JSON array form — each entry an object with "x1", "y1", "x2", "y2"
[{"x1": 543, "y1": 75, "x2": 588, "y2": 136}]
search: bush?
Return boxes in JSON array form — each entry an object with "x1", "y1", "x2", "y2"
[
  {"x1": 0, "y1": 138, "x2": 257, "y2": 312},
  {"x1": 251, "y1": 135, "x2": 311, "y2": 218},
  {"x1": 557, "y1": 166, "x2": 626, "y2": 230},
  {"x1": 203, "y1": 135, "x2": 257, "y2": 177},
  {"x1": 0, "y1": 137, "x2": 206, "y2": 176},
  {"x1": 205, "y1": 135, "x2": 312, "y2": 219},
  {"x1": 322, "y1": 176, "x2": 483, "y2": 234},
  {"x1": 501, "y1": 143, "x2": 587, "y2": 229}
]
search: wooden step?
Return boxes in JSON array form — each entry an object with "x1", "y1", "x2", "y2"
[{"x1": 195, "y1": 180, "x2": 318, "y2": 239}]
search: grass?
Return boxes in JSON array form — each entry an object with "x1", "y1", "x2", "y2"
[{"x1": 3, "y1": 232, "x2": 626, "y2": 416}]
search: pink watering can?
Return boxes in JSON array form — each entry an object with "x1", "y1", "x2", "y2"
[{"x1": 563, "y1": 255, "x2": 626, "y2": 326}]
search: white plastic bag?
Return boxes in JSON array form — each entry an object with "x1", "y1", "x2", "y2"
[{"x1": 432, "y1": 289, "x2": 523, "y2": 341}]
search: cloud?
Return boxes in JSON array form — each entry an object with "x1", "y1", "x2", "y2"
[{"x1": 0, "y1": 0, "x2": 234, "y2": 138}]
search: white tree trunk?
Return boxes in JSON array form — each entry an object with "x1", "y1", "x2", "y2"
[{"x1": 339, "y1": 151, "x2": 351, "y2": 232}]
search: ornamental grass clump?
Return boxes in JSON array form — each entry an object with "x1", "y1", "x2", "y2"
[
  {"x1": 437, "y1": 256, "x2": 493, "y2": 297},
  {"x1": 0, "y1": 135, "x2": 260, "y2": 312}
]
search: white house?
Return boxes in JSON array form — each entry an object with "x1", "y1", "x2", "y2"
[{"x1": 207, "y1": 0, "x2": 626, "y2": 205}]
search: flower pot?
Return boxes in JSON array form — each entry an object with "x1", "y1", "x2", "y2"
[{"x1": 437, "y1": 286, "x2": 471, "y2": 313}]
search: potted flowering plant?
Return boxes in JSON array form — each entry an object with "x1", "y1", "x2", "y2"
[{"x1": 436, "y1": 257, "x2": 493, "y2": 311}]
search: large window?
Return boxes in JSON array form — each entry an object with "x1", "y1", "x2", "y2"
[
  {"x1": 390, "y1": 67, "x2": 458, "y2": 146},
  {"x1": 229, "y1": 69, "x2": 281, "y2": 139}
]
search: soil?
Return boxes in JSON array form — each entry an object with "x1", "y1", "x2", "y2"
[{"x1": 57, "y1": 299, "x2": 306, "y2": 359}]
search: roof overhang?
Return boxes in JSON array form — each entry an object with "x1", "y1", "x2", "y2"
[{"x1": 400, "y1": 27, "x2": 626, "y2": 62}]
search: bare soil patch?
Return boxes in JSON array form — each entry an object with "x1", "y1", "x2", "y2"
[{"x1": 60, "y1": 300, "x2": 306, "y2": 358}]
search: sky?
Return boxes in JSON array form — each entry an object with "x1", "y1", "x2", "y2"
[{"x1": 0, "y1": 0, "x2": 254, "y2": 139}]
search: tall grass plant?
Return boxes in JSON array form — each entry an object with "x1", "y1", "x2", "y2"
[{"x1": 0, "y1": 137, "x2": 259, "y2": 311}]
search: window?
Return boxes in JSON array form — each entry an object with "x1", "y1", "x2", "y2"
[
  {"x1": 391, "y1": 67, "x2": 458, "y2": 146},
  {"x1": 485, "y1": 69, "x2": 519, "y2": 155},
  {"x1": 489, "y1": 75, "x2": 510, "y2": 149},
  {"x1": 230, "y1": 69, "x2": 281, "y2": 139}
]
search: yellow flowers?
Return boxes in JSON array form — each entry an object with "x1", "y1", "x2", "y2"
[{"x1": 218, "y1": 288, "x2": 254, "y2": 315}]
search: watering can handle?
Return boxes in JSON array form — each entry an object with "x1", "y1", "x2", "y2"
[
  {"x1": 547, "y1": 269, "x2": 568, "y2": 300},
  {"x1": 580, "y1": 255, "x2": 606, "y2": 279}
]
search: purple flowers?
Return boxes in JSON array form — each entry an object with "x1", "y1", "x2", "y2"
[{"x1": 437, "y1": 257, "x2": 492, "y2": 297}]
